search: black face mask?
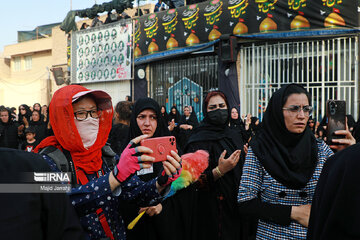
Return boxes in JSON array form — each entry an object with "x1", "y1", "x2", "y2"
[{"x1": 207, "y1": 109, "x2": 228, "y2": 125}]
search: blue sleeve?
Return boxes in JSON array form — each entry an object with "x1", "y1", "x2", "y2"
[
  {"x1": 41, "y1": 155, "x2": 116, "y2": 217},
  {"x1": 120, "y1": 174, "x2": 164, "y2": 207},
  {"x1": 69, "y1": 172, "x2": 116, "y2": 216},
  {"x1": 321, "y1": 140, "x2": 334, "y2": 159},
  {"x1": 237, "y1": 147, "x2": 263, "y2": 203},
  {"x1": 42, "y1": 154, "x2": 60, "y2": 172}
]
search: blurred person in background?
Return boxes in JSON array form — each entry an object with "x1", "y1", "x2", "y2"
[
  {"x1": 168, "y1": 106, "x2": 181, "y2": 139},
  {"x1": 23, "y1": 110, "x2": 50, "y2": 143},
  {"x1": 178, "y1": 105, "x2": 199, "y2": 151},
  {"x1": 0, "y1": 107, "x2": 20, "y2": 149},
  {"x1": 18, "y1": 104, "x2": 31, "y2": 128},
  {"x1": 41, "y1": 105, "x2": 49, "y2": 123},
  {"x1": 229, "y1": 107, "x2": 250, "y2": 143},
  {"x1": 108, "y1": 101, "x2": 133, "y2": 156},
  {"x1": 20, "y1": 126, "x2": 39, "y2": 152}
]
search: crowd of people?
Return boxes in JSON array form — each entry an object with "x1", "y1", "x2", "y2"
[
  {"x1": 0, "y1": 103, "x2": 51, "y2": 152},
  {"x1": 1, "y1": 83, "x2": 359, "y2": 239}
]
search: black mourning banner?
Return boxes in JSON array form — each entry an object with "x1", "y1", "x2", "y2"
[{"x1": 134, "y1": 0, "x2": 358, "y2": 60}]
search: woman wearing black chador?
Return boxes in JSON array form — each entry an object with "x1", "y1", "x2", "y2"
[
  {"x1": 184, "y1": 91, "x2": 249, "y2": 240},
  {"x1": 229, "y1": 107, "x2": 250, "y2": 143},
  {"x1": 177, "y1": 105, "x2": 199, "y2": 151}
]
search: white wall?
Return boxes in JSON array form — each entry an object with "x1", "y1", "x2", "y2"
[{"x1": 81, "y1": 80, "x2": 131, "y2": 108}]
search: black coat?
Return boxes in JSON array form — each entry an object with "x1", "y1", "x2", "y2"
[
  {"x1": 184, "y1": 137, "x2": 245, "y2": 240},
  {"x1": 229, "y1": 118, "x2": 250, "y2": 143},
  {"x1": 307, "y1": 143, "x2": 360, "y2": 240},
  {"x1": 107, "y1": 123, "x2": 129, "y2": 156},
  {"x1": 177, "y1": 114, "x2": 199, "y2": 151},
  {"x1": 28, "y1": 121, "x2": 48, "y2": 143},
  {"x1": 118, "y1": 98, "x2": 172, "y2": 240},
  {"x1": 0, "y1": 121, "x2": 19, "y2": 149},
  {"x1": 0, "y1": 148, "x2": 85, "y2": 240},
  {"x1": 157, "y1": 124, "x2": 247, "y2": 240}
]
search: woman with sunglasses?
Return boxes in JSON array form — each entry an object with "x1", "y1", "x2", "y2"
[
  {"x1": 237, "y1": 84, "x2": 345, "y2": 239},
  {"x1": 18, "y1": 104, "x2": 31, "y2": 126}
]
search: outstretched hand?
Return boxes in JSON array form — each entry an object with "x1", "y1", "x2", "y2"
[{"x1": 217, "y1": 149, "x2": 241, "y2": 175}]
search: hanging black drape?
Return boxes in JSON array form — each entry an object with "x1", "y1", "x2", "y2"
[
  {"x1": 218, "y1": 59, "x2": 240, "y2": 111},
  {"x1": 134, "y1": 64, "x2": 148, "y2": 101}
]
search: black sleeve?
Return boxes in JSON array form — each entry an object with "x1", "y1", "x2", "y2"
[
  {"x1": 185, "y1": 141, "x2": 216, "y2": 187},
  {"x1": 240, "y1": 128, "x2": 250, "y2": 143},
  {"x1": 34, "y1": 151, "x2": 85, "y2": 240},
  {"x1": 42, "y1": 193, "x2": 86, "y2": 240},
  {"x1": 238, "y1": 198, "x2": 292, "y2": 226}
]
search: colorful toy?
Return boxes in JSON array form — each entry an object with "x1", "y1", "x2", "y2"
[{"x1": 127, "y1": 150, "x2": 209, "y2": 230}]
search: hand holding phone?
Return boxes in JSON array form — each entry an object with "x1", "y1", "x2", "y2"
[
  {"x1": 326, "y1": 100, "x2": 346, "y2": 146},
  {"x1": 328, "y1": 117, "x2": 356, "y2": 151},
  {"x1": 140, "y1": 136, "x2": 177, "y2": 162}
]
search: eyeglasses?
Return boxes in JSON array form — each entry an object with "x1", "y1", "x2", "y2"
[
  {"x1": 208, "y1": 103, "x2": 226, "y2": 110},
  {"x1": 282, "y1": 105, "x2": 313, "y2": 116},
  {"x1": 20, "y1": 108, "x2": 25, "y2": 110},
  {"x1": 74, "y1": 109, "x2": 100, "y2": 121}
]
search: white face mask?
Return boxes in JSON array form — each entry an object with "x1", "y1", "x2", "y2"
[{"x1": 74, "y1": 117, "x2": 99, "y2": 149}]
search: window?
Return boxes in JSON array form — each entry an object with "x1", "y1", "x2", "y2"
[
  {"x1": 239, "y1": 37, "x2": 358, "y2": 121},
  {"x1": 14, "y1": 57, "x2": 21, "y2": 71},
  {"x1": 150, "y1": 55, "x2": 218, "y2": 121},
  {"x1": 25, "y1": 56, "x2": 32, "y2": 70}
]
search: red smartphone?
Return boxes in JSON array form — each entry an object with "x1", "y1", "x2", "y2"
[
  {"x1": 140, "y1": 136, "x2": 177, "y2": 162},
  {"x1": 326, "y1": 100, "x2": 346, "y2": 145}
]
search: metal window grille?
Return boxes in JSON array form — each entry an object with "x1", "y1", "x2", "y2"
[
  {"x1": 238, "y1": 36, "x2": 359, "y2": 122},
  {"x1": 149, "y1": 55, "x2": 218, "y2": 120}
]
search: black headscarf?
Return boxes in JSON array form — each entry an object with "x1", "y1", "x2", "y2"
[
  {"x1": 189, "y1": 106, "x2": 199, "y2": 125},
  {"x1": 307, "y1": 116, "x2": 316, "y2": 134},
  {"x1": 250, "y1": 84, "x2": 318, "y2": 190},
  {"x1": 179, "y1": 106, "x2": 199, "y2": 127},
  {"x1": 187, "y1": 92, "x2": 243, "y2": 150},
  {"x1": 250, "y1": 116, "x2": 261, "y2": 132},
  {"x1": 122, "y1": 97, "x2": 170, "y2": 182},
  {"x1": 127, "y1": 98, "x2": 170, "y2": 142},
  {"x1": 29, "y1": 110, "x2": 44, "y2": 126},
  {"x1": 159, "y1": 105, "x2": 169, "y2": 127},
  {"x1": 18, "y1": 104, "x2": 31, "y2": 126},
  {"x1": 185, "y1": 91, "x2": 245, "y2": 232},
  {"x1": 119, "y1": 98, "x2": 170, "y2": 238},
  {"x1": 229, "y1": 107, "x2": 245, "y2": 129},
  {"x1": 168, "y1": 106, "x2": 181, "y2": 124},
  {"x1": 160, "y1": 105, "x2": 168, "y2": 120}
]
